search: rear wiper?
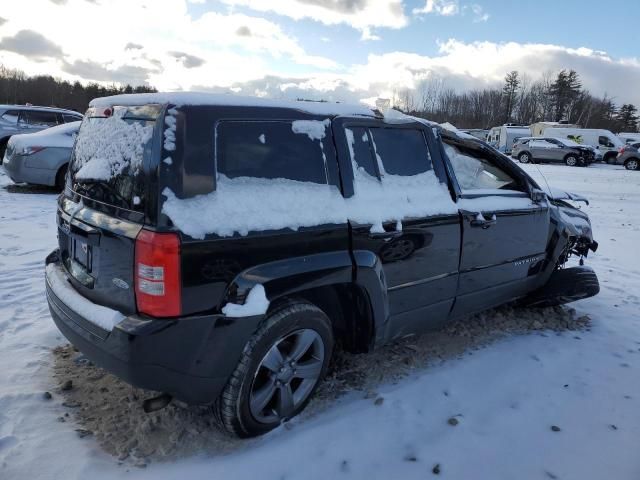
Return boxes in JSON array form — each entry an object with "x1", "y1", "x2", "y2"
[{"x1": 73, "y1": 179, "x2": 131, "y2": 209}]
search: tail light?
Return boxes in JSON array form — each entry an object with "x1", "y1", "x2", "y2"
[
  {"x1": 619, "y1": 147, "x2": 626, "y2": 154},
  {"x1": 134, "y1": 229, "x2": 181, "y2": 317},
  {"x1": 21, "y1": 146, "x2": 45, "y2": 156}
]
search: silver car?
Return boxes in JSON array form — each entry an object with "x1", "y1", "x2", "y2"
[
  {"x1": 512, "y1": 137, "x2": 595, "y2": 166},
  {"x1": 3, "y1": 121, "x2": 81, "y2": 189},
  {"x1": 0, "y1": 105, "x2": 83, "y2": 160}
]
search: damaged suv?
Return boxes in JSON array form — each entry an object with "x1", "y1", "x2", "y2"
[{"x1": 45, "y1": 93, "x2": 599, "y2": 438}]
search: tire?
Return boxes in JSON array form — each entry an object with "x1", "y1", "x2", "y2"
[
  {"x1": 213, "y1": 300, "x2": 334, "y2": 438},
  {"x1": 55, "y1": 164, "x2": 68, "y2": 191},
  {"x1": 0, "y1": 138, "x2": 8, "y2": 165},
  {"x1": 625, "y1": 158, "x2": 639, "y2": 171},
  {"x1": 518, "y1": 152, "x2": 531, "y2": 164},
  {"x1": 565, "y1": 155, "x2": 578, "y2": 167}
]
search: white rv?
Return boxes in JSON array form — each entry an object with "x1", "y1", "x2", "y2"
[
  {"x1": 543, "y1": 128, "x2": 624, "y2": 164},
  {"x1": 529, "y1": 121, "x2": 579, "y2": 137},
  {"x1": 487, "y1": 125, "x2": 530, "y2": 154},
  {"x1": 618, "y1": 132, "x2": 640, "y2": 144}
]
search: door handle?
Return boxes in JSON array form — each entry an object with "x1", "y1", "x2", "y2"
[{"x1": 461, "y1": 210, "x2": 497, "y2": 229}]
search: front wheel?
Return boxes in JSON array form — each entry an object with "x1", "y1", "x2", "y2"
[
  {"x1": 213, "y1": 300, "x2": 334, "y2": 438},
  {"x1": 518, "y1": 152, "x2": 531, "y2": 164},
  {"x1": 625, "y1": 158, "x2": 639, "y2": 171},
  {"x1": 565, "y1": 155, "x2": 578, "y2": 167}
]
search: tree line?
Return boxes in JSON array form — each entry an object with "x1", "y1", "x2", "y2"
[
  {"x1": 0, "y1": 63, "x2": 637, "y2": 133},
  {"x1": 394, "y1": 69, "x2": 639, "y2": 133},
  {"x1": 0, "y1": 65, "x2": 156, "y2": 113}
]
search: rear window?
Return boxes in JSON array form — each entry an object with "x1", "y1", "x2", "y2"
[
  {"x1": 216, "y1": 120, "x2": 328, "y2": 184},
  {"x1": 63, "y1": 113, "x2": 82, "y2": 123},
  {"x1": 1, "y1": 110, "x2": 20, "y2": 124},
  {"x1": 69, "y1": 105, "x2": 162, "y2": 211}
]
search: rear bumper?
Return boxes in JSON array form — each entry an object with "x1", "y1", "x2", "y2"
[
  {"x1": 2, "y1": 154, "x2": 56, "y2": 186},
  {"x1": 45, "y1": 256, "x2": 263, "y2": 404}
]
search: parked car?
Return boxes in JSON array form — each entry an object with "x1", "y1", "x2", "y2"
[
  {"x1": 3, "y1": 121, "x2": 80, "y2": 189},
  {"x1": 45, "y1": 93, "x2": 600, "y2": 438},
  {"x1": 0, "y1": 105, "x2": 82, "y2": 161},
  {"x1": 512, "y1": 137, "x2": 595, "y2": 166},
  {"x1": 615, "y1": 143, "x2": 640, "y2": 170},
  {"x1": 617, "y1": 133, "x2": 640, "y2": 145},
  {"x1": 542, "y1": 127, "x2": 624, "y2": 164}
]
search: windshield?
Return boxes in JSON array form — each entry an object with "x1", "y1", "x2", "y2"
[{"x1": 69, "y1": 104, "x2": 162, "y2": 211}]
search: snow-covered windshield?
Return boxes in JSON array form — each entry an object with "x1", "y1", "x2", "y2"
[{"x1": 69, "y1": 104, "x2": 161, "y2": 211}]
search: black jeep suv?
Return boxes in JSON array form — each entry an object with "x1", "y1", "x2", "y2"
[{"x1": 45, "y1": 93, "x2": 599, "y2": 437}]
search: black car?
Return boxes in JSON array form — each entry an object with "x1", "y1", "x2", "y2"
[{"x1": 45, "y1": 93, "x2": 599, "y2": 438}]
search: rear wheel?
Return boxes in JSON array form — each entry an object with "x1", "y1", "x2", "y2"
[
  {"x1": 518, "y1": 152, "x2": 531, "y2": 164},
  {"x1": 0, "y1": 138, "x2": 8, "y2": 164},
  {"x1": 625, "y1": 158, "x2": 639, "y2": 171},
  {"x1": 55, "y1": 164, "x2": 68, "y2": 191},
  {"x1": 565, "y1": 155, "x2": 578, "y2": 167},
  {"x1": 213, "y1": 300, "x2": 333, "y2": 438}
]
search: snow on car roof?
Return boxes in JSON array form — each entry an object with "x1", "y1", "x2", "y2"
[{"x1": 89, "y1": 92, "x2": 379, "y2": 118}]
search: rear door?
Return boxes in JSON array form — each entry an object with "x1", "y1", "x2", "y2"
[
  {"x1": 334, "y1": 119, "x2": 460, "y2": 340},
  {"x1": 443, "y1": 139, "x2": 550, "y2": 317},
  {"x1": 58, "y1": 104, "x2": 163, "y2": 315}
]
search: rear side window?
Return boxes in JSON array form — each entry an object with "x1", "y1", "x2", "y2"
[
  {"x1": 598, "y1": 136, "x2": 614, "y2": 148},
  {"x1": 23, "y1": 110, "x2": 59, "y2": 127},
  {"x1": 370, "y1": 128, "x2": 432, "y2": 176},
  {"x1": 63, "y1": 114, "x2": 82, "y2": 123},
  {"x1": 216, "y1": 121, "x2": 328, "y2": 184},
  {"x1": 1, "y1": 110, "x2": 20, "y2": 124},
  {"x1": 345, "y1": 127, "x2": 377, "y2": 178}
]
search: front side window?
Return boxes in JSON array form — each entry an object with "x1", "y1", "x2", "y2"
[
  {"x1": 216, "y1": 121, "x2": 328, "y2": 184},
  {"x1": 444, "y1": 142, "x2": 520, "y2": 191},
  {"x1": 369, "y1": 128, "x2": 432, "y2": 176},
  {"x1": 24, "y1": 110, "x2": 59, "y2": 127},
  {"x1": 598, "y1": 136, "x2": 614, "y2": 148}
]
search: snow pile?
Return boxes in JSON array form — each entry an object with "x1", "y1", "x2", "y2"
[
  {"x1": 162, "y1": 168, "x2": 456, "y2": 239},
  {"x1": 73, "y1": 110, "x2": 153, "y2": 181},
  {"x1": 9, "y1": 121, "x2": 80, "y2": 152},
  {"x1": 221, "y1": 284, "x2": 270, "y2": 317},
  {"x1": 291, "y1": 119, "x2": 330, "y2": 141},
  {"x1": 45, "y1": 263, "x2": 124, "y2": 331},
  {"x1": 164, "y1": 109, "x2": 177, "y2": 151},
  {"x1": 89, "y1": 92, "x2": 376, "y2": 118}
]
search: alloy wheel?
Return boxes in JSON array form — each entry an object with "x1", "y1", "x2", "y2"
[
  {"x1": 249, "y1": 329, "x2": 325, "y2": 424},
  {"x1": 626, "y1": 159, "x2": 639, "y2": 171}
]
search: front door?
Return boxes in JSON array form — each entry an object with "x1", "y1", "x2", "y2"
[
  {"x1": 334, "y1": 120, "x2": 461, "y2": 340},
  {"x1": 442, "y1": 141, "x2": 550, "y2": 317}
]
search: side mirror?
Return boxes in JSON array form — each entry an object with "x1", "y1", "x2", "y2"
[{"x1": 531, "y1": 188, "x2": 547, "y2": 204}]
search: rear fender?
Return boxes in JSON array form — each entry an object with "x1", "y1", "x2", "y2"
[{"x1": 224, "y1": 250, "x2": 388, "y2": 343}]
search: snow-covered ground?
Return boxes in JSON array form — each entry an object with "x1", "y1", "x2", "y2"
[{"x1": 0, "y1": 163, "x2": 639, "y2": 480}]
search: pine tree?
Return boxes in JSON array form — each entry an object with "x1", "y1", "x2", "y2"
[
  {"x1": 615, "y1": 104, "x2": 639, "y2": 132},
  {"x1": 502, "y1": 70, "x2": 520, "y2": 123},
  {"x1": 550, "y1": 70, "x2": 582, "y2": 121}
]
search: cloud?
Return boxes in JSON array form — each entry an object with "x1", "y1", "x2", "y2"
[
  {"x1": 0, "y1": 17, "x2": 6, "y2": 26},
  {"x1": 0, "y1": 30, "x2": 64, "y2": 60},
  {"x1": 235, "y1": 26, "x2": 252, "y2": 37},
  {"x1": 125, "y1": 42, "x2": 143, "y2": 50},
  {"x1": 414, "y1": 0, "x2": 489, "y2": 21},
  {"x1": 168, "y1": 51, "x2": 205, "y2": 68},
  {"x1": 62, "y1": 59, "x2": 158, "y2": 85},
  {"x1": 218, "y1": 0, "x2": 407, "y2": 39}
]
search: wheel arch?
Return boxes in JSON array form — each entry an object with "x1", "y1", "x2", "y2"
[{"x1": 224, "y1": 250, "x2": 388, "y2": 353}]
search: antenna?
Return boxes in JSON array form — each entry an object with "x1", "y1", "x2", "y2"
[{"x1": 533, "y1": 161, "x2": 553, "y2": 197}]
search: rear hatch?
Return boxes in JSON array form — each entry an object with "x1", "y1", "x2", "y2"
[{"x1": 57, "y1": 104, "x2": 163, "y2": 315}]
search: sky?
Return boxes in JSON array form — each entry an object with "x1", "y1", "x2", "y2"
[{"x1": 0, "y1": 0, "x2": 639, "y2": 106}]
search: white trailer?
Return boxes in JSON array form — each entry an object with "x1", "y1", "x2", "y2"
[
  {"x1": 617, "y1": 132, "x2": 640, "y2": 144},
  {"x1": 544, "y1": 128, "x2": 624, "y2": 164},
  {"x1": 530, "y1": 121, "x2": 579, "y2": 137},
  {"x1": 487, "y1": 125, "x2": 530, "y2": 154}
]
